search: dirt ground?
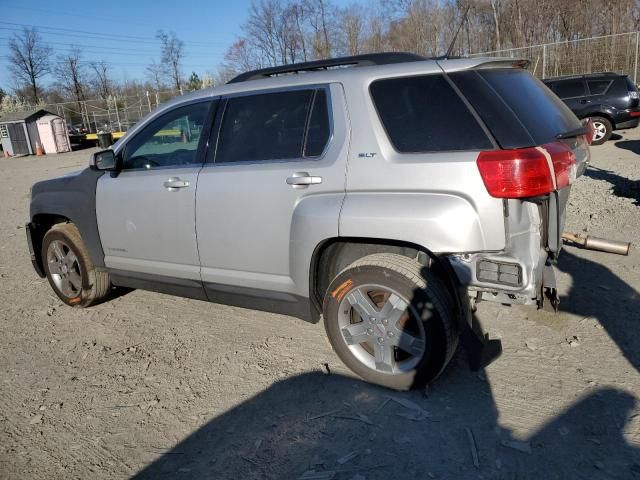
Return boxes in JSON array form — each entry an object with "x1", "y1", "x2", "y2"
[{"x1": 1, "y1": 130, "x2": 639, "y2": 480}]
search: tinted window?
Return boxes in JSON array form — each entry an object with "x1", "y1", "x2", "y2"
[
  {"x1": 370, "y1": 74, "x2": 492, "y2": 152},
  {"x1": 304, "y1": 90, "x2": 330, "y2": 157},
  {"x1": 587, "y1": 80, "x2": 611, "y2": 95},
  {"x1": 123, "y1": 102, "x2": 209, "y2": 170},
  {"x1": 217, "y1": 90, "x2": 321, "y2": 163},
  {"x1": 468, "y1": 69, "x2": 581, "y2": 146},
  {"x1": 551, "y1": 79, "x2": 586, "y2": 98}
]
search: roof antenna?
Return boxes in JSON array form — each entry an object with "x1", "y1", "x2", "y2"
[{"x1": 443, "y1": 4, "x2": 471, "y2": 59}]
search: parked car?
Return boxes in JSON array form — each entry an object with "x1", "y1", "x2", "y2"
[
  {"x1": 26, "y1": 53, "x2": 591, "y2": 390},
  {"x1": 544, "y1": 72, "x2": 640, "y2": 145}
]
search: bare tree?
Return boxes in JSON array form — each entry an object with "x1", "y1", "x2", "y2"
[
  {"x1": 157, "y1": 30, "x2": 184, "y2": 92},
  {"x1": 146, "y1": 61, "x2": 166, "y2": 91},
  {"x1": 8, "y1": 27, "x2": 52, "y2": 103},
  {"x1": 89, "y1": 61, "x2": 112, "y2": 100},
  {"x1": 54, "y1": 47, "x2": 88, "y2": 127}
]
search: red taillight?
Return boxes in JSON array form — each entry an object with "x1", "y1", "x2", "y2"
[
  {"x1": 477, "y1": 142, "x2": 576, "y2": 198},
  {"x1": 543, "y1": 141, "x2": 576, "y2": 189},
  {"x1": 629, "y1": 110, "x2": 640, "y2": 117},
  {"x1": 585, "y1": 119, "x2": 595, "y2": 145}
]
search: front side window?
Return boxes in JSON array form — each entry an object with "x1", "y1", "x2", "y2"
[
  {"x1": 370, "y1": 74, "x2": 493, "y2": 152},
  {"x1": 216, "y1": 88, "x2": 330, "y2": 163},
  {"x1": 552, "y1": 79, "x2": 586, "y2": 99},
  {"x1": 123, "y1": 102, "x2": 210, "y2": 170}
]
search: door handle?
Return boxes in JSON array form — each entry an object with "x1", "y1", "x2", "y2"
[
  {"x1": 579, "y1": 99, "x2": 587, "y2": 104},
  {"x1": 163, "y1": 177, "x2": 190, "y2": 191},
  {"x1": 286, "y1": 172, "x2": 322, "y2": 189}
]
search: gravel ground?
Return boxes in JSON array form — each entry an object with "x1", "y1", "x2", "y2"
[{"x1": 1, "y1": 131, "x2": 639, "y2": 480}]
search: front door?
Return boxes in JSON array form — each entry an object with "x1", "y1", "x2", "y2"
[
  {"x1": 196, "y1": 85, "x2": 349, "y2": 298},
  {"x1": 96, "y1": 100, "x2": 214, "y2": 280}
]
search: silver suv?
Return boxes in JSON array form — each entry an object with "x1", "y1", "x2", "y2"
[{"x1": 27, "y1": 53, "x2": 590, "y2": 390}]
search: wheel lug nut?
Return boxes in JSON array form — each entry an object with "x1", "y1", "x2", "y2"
[
  {"x1": 388, "y1": 331, "x2": 395, "y2": 337},
  {"x1": 366, "y1": 328, "x2": 373, "y2": 335},
  {"x1": 377, "y1": 337, "x2": 384, "y2": 344},
  {"x1": 382, "y1": 319, "x2": 388, "y2": 325}
]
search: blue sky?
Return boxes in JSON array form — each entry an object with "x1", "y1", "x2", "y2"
[{"x1": 0, "y1": 0, "x2": 354, "y2": 93}]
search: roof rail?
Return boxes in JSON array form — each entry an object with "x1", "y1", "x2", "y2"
[{"x1": 227, "y1": 52, "x2": 426, "y2": 84}]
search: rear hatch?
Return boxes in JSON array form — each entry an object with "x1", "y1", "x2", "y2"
[{"x1": 447, "y1": 67, "x2": 591, "y2": 257}]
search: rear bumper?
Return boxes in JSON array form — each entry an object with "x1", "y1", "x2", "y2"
[
  {"x1": 448, "y1": 249, "x2": 546, "y2": 306},
  {"x1": 614, "y1": 118, "x2": 639, "y2": 130},
  {"x1": 26, "y1": 222, "x2": 45, "y2": 278}
]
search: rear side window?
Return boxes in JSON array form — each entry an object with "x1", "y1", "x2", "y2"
[
  {"x1": 216, "y1": 89, "x2": 329, "y2": 163},
  {"x1": 551, "y1": 79, "x2": 586, "y2": 98},
  {"x1": 451, "y1": 69, "x2": 581, "y2": 148},
  {"x1": 587, "y1": 80, "x2": 612, "y2": 95},
  {"x1": 369, "y1": 74, "x2": 492, "y2": 153}
]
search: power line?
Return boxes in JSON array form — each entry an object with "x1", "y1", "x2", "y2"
[
  {"x1": 0, "y1": 21, "x2": 225, "y2": 47},
  {"x1": 0, "y1": 37, "x2": 223, "y2": 56},
  {"x1": 0, "y1": 41, "x2": 224, "y2": 59}
]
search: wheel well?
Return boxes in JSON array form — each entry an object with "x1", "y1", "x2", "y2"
[
  {"x1": 586, "y1": 112, "x2": 614, "y2": 128},
  {"x1": 310, "y1": 238, "x2": 462, "y2": 317},
  {"x1": 30, "y1": 214, "x2": 70, "y2": 271}
]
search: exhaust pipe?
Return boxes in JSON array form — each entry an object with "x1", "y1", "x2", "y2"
[{"x1": 562, "y1": 232, "x2": 631, "y2": 256}]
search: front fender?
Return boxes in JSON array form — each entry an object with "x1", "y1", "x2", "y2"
[{"x1": 30, "y1": 168, "x2": 105, "y2": 267}]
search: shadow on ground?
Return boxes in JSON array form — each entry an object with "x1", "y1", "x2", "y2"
[
  {"x1": 585, "y1": 164, "x2": 640, "y2": 205},
  {"x1": 130, "y1": 371, "x2": 639, "y2": 479},
  {"x1": 557, "y1": 249, "x2": 640, "y2": 374},
  {"x1": 128, "y1": 250, "x2": 640, "y2": 479},
  {"x1": 615, "y1": 139, "x2": 640, "y2": 154}
]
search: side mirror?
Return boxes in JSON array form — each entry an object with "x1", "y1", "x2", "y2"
[{"x1": 91, "y1": 149, "x2": 118, "y2": 171}]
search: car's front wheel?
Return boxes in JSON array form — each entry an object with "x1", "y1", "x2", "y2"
[
  {"x1": 590, "y1": 116, "x2": 612, "y2": 145},
  {"x1": 323, "y1": 253, "x2": 459, "y2": 390},
  {"x1": 42, "y1": 223, "x2": 111, "y2": 307}
]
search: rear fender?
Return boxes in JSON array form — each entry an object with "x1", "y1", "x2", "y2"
[{"x1": 339, "y1": 192, "x2": 494, "y2": 253}]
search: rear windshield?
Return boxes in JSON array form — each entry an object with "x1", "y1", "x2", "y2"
[
  {"x1": 450, "y1": 69, "x2": 581, "y2": 148},
  {"x1": 369, "y1": 74, "x2": 493, "y2": 153},
  {"x1": 625, "y1": 76, "x2": 638, "y2": 92}
]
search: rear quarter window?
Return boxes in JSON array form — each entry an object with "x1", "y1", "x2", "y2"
[
  {"x1": 587, "y1": 80, "x2": 612, "y2": 95},
  {"x1": 369, "y1": 74, "x2": 493, "y2": 153}
]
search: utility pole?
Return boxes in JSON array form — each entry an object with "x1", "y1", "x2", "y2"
[
  {"x1": 146, "y1": 91, "x2": 152, "y2": 112},
  {"x1": 113, "y1": 96, "x2": 122, "y2": 132}
]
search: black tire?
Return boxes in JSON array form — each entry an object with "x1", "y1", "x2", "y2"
[
  {"x1": 323, "y1": 253, "x2": 459, "y2": 390},
  {"x1": 589, "y1": 116, "x2": 612, "y2": 145},
  {"x1": 42, "y1": 223, "x2": 111, "y2": 307}
]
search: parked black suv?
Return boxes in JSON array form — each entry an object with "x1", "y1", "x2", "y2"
[{"x1": 544, "y1": 72, "x2": 640, "y2": 145}]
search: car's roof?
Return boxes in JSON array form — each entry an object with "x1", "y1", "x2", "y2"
[
  {"x1": 113, "y1": 55, "x2": 527, "y2": 152},
  {"x1": 544, "y1": 72, "x2": 625, "y2": 82}
]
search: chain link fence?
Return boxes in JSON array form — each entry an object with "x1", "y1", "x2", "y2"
[
  {"x1": 43, "y1": 90, "x2": 179, "y2": 134},
  {"x1": 25, "y1": 31, "x2": 640, "y2": 134},
  {"x1": 471, "y1": 31, "x2": 640, "y2": 82}
]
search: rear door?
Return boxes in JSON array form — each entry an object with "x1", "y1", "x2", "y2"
[
  {"x1": 196, "y1": 84, "x2": 348, "y2": 298},
  {"x1": 547, "y1": 77, "x2": 589, "y2": 117}
]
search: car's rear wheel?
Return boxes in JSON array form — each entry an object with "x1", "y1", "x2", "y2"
[
  {"x1": 590, "y1": 116, "x2": 612, "y2": 145},
  {"x1": 42, "y1": 223, "x2": 111, "y2": 307},
  {"x1": 323, "y1": 253, "x2": 459, "y2": 390}
]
